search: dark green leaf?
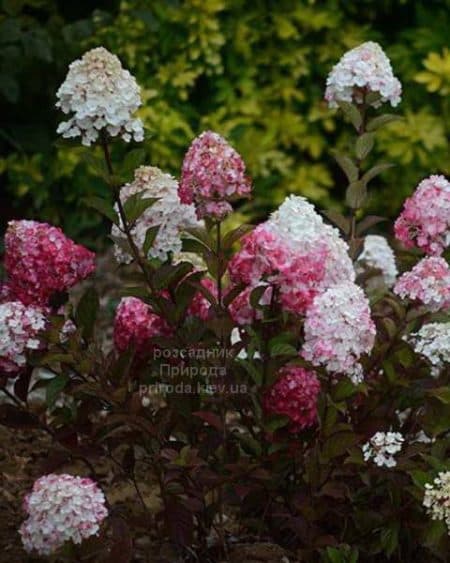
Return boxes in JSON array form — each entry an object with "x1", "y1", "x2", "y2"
[
  {"x1": 332, "y1": 152, "x2": 358, "y2": 183},
  {"x1": 46, "y1": 374, "x2": 70, "y2": 408},
  {"x1": 83, "y1": 196, "x2": 118, "y2": 224},
  {"x1": 337, "y1": 101, "x2": 362, "y2": 130},
  {"x1": 355, "y1": 132, "x2": 375, "y2": 160},
  {"x1": 75, "y1": 287, "x2": 99, "y2": 340},
  {"x1": 123, "y1": 193, "x2": 158, "y2": 223},
  {"x1": 142, "y1": 225, "x2": 160, "y2": 256},
  {"x1": 366, "y1": 114, "x2": 402, "y2": 132}
]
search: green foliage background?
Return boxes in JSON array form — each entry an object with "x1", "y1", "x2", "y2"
[{"x1": 0, "y1": 0, "x2": 449, "y2": 246}]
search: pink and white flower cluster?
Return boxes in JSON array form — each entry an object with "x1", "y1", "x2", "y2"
[
  {"x1": 20, "y1": 473, "x2": 108, "y2": 556},
  {"x1": 394, "y1": 257, "x2": 450, "y2": 312},
  {"x1": 228, "y1": 223, "x2": 328, "y2": 318},
  {"x1": 325, "y1": 41, "x2": 402, "y2": 108},
  {"x1": 113, "y1": 297, "x2": 171, "y2": 356},
  {"x1": 262, "y1": 366, "x2": 320, "y2": 432},
  {"x1": 4, "y1": 220, "x2": 95, "y2": 307},
  {"x1": 394, "y1": 175, "x2": 450, "y2": 256},
  {"x1": 56, "y1": 47, "x2": 143, "y2": 146},
  {"x1": 0, "y1": 301, "x2": 46, "y2": 373},
  {"x1": 302, "y1": 282, "x2": 376, "y2": 384},
  {"x1": 229, "y1": 196, "x2": 356, "y2": 322},
  {"x1": 179, "y1": 131, "x2": 252, "y2": 220},
  {"x1": 112, "y1": 166, "x2": 199, "y2": 263}
]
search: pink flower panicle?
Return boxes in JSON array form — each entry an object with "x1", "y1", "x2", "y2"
[
  {"x1": 179, "y1": 130, "x2": 252, "y2": 220},
  {"x1": 302, "y1": 282, "x2": 376, "y2": 384},
  {"x1": 228, "y1": 220, "x2": 328, "y2": 317},
  {"x1": 394, "y1": 175, "x2": 450, "y2": 256},
  {"x1": 4, "y1": 220, "x2": 95, "y2": 307},
  {"x1": 0, "y1": 301, "x2": 46, "y2": 373},
  {"x1": 394, "y1": 257, "x2": 450, "y2": 312},
  {"x1": 113, "y1": 296, "x2": 171, "y2": 355},
  {"x1": 20, "y1": 473, "x2": 108, "y2": 556},
  {"x1": 263, "y1": 366, "x2": 321, "y2": 432},
  {"x1": 325, "y1": 41, "x2": 402, "y2": 108}
]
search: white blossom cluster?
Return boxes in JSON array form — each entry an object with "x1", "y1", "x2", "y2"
[
  {"x1": 423, "y1": 472, "x2": 450, "y2": 535},
  {"x1": 357, "y1": 235, "x2": 398, "y2": 289},
  {"x1": 267, "y1": 195, "x2": 356, "y2": 288},
  {"x1": 408, "y1": 322, "x2": 450, "y2": 377},
  {"x1": 362, "y1": 431, "x2": 404, "y2": 468},
  {"x1": 325, "y1": 41, "x2": 402, "y2": 108},
  {"x1": 301, "y1": 281, "x2": 376, "y2": 384},
  {"x1": 20, "y1": 473, "x2": 108, "y2": 556},
  {"x1": 56, "y1": 47, "x2": 144, "y2": 146},
  {"x1": 112, "y1": 166, "x2": 199, "y2": 263},
  {"x1": 0, "y1": 301, "x2": 46, "y2": 373}
]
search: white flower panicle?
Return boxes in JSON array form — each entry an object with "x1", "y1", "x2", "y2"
[
  {"x1": 112, "y1": 166, "x2": 199, "y2": 263},
  {"x1": 362, "y1": 431, "x2": 404, "y2": 468},
  {"x1": 409, "y1": 322, "x2": 450, "y2": 377},
  {"x1": 301, "y1": 281, "x2": 376, "y2": 384},
  {"x1": 20, "y1": 474, "x2": 108, "y2": 556},
  {"x1": 56, "y1": 47, "x2": 144, "y2": 146},
  {"x1": 357, "y1": 235, "x2": 398, "y2": 289},
  {"x1": 423, "y1": 472, "x2": 450, "y2": 535},
  {"x1": 0, "y1": 301, "x2": 46, "y2": 373},
  {"x1": 325, "y1": 41, "x2": 402, "y2": 108},
  {"x1": 267, "y1": 195, "x2": 356, "y2": 288}
]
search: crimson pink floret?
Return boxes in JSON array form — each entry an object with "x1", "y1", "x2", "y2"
[
  {"x1": 263, "y1": 366, "x2": 320, "y2": 432},
  {"x1": 113, "y1": 296, "x2": 172, "y2": 356},
  {"x1": 393, "y1": 256, "x2": 450, "y2": 312},
  {"x1": 4, "y1": 220, "x2": 95, "y2": 307},
  {"x1": 179, "y1": 130, "x2": 252, "y2": 220},
  {"x1": 394, "y1": 175, "x2": 450, "y2": 255}
]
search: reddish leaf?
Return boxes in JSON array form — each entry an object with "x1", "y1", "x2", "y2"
[{"x1": 193, "y1": 411, "x2": 223, "y2": 431}]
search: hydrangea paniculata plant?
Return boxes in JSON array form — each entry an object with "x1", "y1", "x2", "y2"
[
  {"x1": 19, "y1": 474, "x2": 108, "y2": 556},
  {"x1": 262, "y1": 366, "x2": 320, "y2": 432},
  {"x1": 394, "y1": 175, "x2": 450, "y2": 256},
  {"x1": 179, "y1": 130, "x2": 252, "y2": 220},
  {"x1": 4, "y1": 220, "x2": 95, "y2": 307},
  {"x1": 325, "y1": 41, "x2": 402, "y2": 108},
  {"x1": 56, "y1": 47, "x2": 144, "y2": 146}
]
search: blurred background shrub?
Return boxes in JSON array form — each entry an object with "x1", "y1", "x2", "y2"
[{"x1": 0, "y1": 0, "x2": 448, "y2": 247}]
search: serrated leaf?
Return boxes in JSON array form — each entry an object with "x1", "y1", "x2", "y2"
[
  {"x1": 346, "y1": 180, "x2": 367, "y2": 209},
  {"x1": 46, "y1": 374, "x2": 70, "y2": 408},
  {"x1": 222, "y1": 224, "x2": 254, "y2": 250},
  {"x1": 322, "y1": 209, "x2": 351, "y2": 234},
  {"x1": 75, "y1": 287, "x2": 99, "y2": 340},
  {"x1": 355, "y1": 215, "x2": 387, "y2": 236},
  {"x1": 122, "y1": 148, "x2": 146, "y2": 179},
  {"x1": 83, "y1": 196, "x2": 118, "y2": 224},
  {"x1": 142, "y1": 225, "x2": 160, "y2": 256},
  {"x1": 123, "y1": 193, "x2": 158, "y2": 223},
  {"x1": 361, "y1": 163, "x2": 395, "y2": 185},
  {"x1": 332, "y1": 152, "x2": 358, "y2": 183},
  {"x1": 355, "y1": 132, "x2": 375, "y2": 160},
  {"x1": 337, "y1": 101, "x2": 362, "y2": 130},
  {"x1": 269, "y1": 342, "x2": 297, "y2": 357},
  {"x1": 366, "y1": 114, "x2": 402, "y2": 132}
]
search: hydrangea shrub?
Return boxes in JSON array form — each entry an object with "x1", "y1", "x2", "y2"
[{"x1": 0, "y1": 44, "x2": 449, "y2": 561}]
